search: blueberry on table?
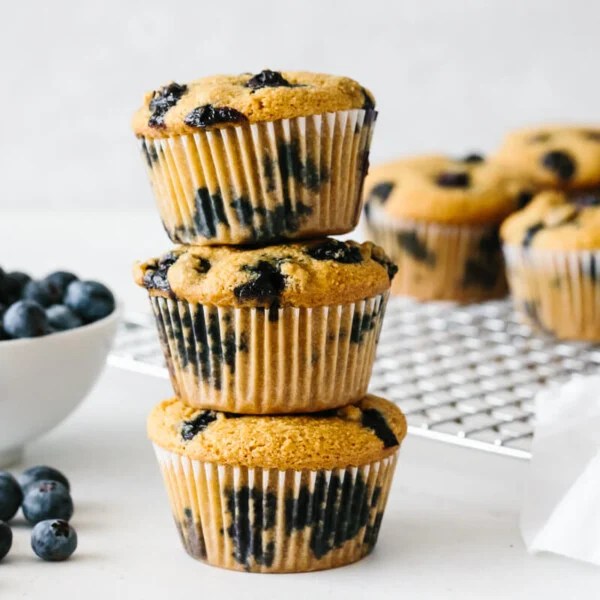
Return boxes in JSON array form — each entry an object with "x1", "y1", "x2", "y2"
[
  {"x1": 0, "y1": 521, "x2": 12, "y2": 561},
  {"x1": 46, "y1": 305, "x2": 83, "y2": 331},
  {"x1": 19, "y1": 465, "x2": 71, "y2": 493},
  {"x1": 0, "y1": 270, "x2": 31, "y2": 305},
  {"x1": 22, "y1": 480, "x2": 73, "y2": 525},
  {"x1": 31, "y1": 519, "x2": 77, "y2": 562},
  {"x1": 0, "y1": 472, "x2": 23, "y2": 521},
  {"x1": 43, "y1": 271, "x2": 78, "y2": 299},
  {"x1": 64, "y1": 280, "x2": 115, "y2": 323},
  {"x1": 3, "y1": 300, "x2": 51, "y2": 339}
]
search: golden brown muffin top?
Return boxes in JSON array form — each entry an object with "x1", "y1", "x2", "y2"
[
  {"x1": 132, "y1": 70, "x2": 375, "y2": 138},
  {"x1": 133, "y1": 238, "x2": 396, "y2": 307},
  {"x1": 363, "y1": 154, "x2": 534, "y2": 226},
  {"x1": 148, "y1": 395, "x2": 407, "y2": 470},
  {"x1": 494, "y1": 124, "x2": 600, "y2": 191},
  {"x1": 500, "y1": 189, "x2": 600, "y2": 250}
]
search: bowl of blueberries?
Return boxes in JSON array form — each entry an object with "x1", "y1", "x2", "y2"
[{"x1": 0, "y1": 267, "x2": 119, "y2": 467}]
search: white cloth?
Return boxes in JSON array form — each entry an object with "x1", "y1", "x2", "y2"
[{"x1": 521, "y1": 375, "x2": 600, "y2": 565}]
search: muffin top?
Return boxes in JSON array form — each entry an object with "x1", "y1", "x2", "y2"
[
  {"x1": 134, "y1": 238, "x2": 396, "y2": 307},
  {"x1": 363, "y1": 154, "x2": 534, "y2": 226},
  {"x1": 132, "y1": 70, "x2": 375, "y2": 138},
  {"x1": 148, "y1": 395, "x2": 407, "y2": 470},
  {"x1": 500, "y1": 190, "x2": 600, "y2": 250},
  {"x1": 494, "y1": 125, "x2": 600, "y2": 191}
]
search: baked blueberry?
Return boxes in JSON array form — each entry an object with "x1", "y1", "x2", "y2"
[
  {"x1": 541, "y1": 150, "x2": 575, "y2": 181},
  {"x1": 3, "y1": 300, "x2": 51, "y2": 338},
  {"x1": 43, "y1": 271, "x2": 78, "y2": 298},
  {"x1": 0, "y1": 521, "x2": 12, "y2": 561},
  {"x1": 367, "y1": 181, "x2": 395, "y2": 204},
  {"x1": 148, "y1": 82, "x2": 188, "y2": 128},
  {"x1": 245, "y1": 70, "x2": 292, "y2": 90},
  {"x1": 64, "y1": 280, "x2": 115, "y2": 323},
  {"x1": 143, "y1": 253, "x2": 179, "y2": 294},
  {"x1": 22, "y1": 480, "x2": 73, "y2": 525},
  {"x1": 436, "y1": 171, "x2": 470, "y2": 188},
  {"x1": 461, "y1": 153, "x2": 484, "y2": 163},
  {"x1": 46, "y1": 305, "x2": 83, "y2": 331},
  {"x1": 19, "y1": 466, "x2": 70, "y2": 493},
  {"x1": 22, "y1": 279, "x2": 61, "y2": 307},
  {"x1": 306, "y1": 239, "x2": 363, "y2": 264},
  {"x1": 0, "y1": 472, "x2": 23, "y2": 521},
  {"x1": 234, "y1": 261, "x2": 286, "y2": 301},
  {"x1": 184, "y1": 105, "x2": 248, "y2": 129},
  {"x1": 0, "y1": 270, "x2": 31, "y2": 305},
  {"x1": 181, "y1": 411, "x2": 218, "y2": 441},
  {"x1": 31, "y1": 519, "x2": 77, "y2": 562}
]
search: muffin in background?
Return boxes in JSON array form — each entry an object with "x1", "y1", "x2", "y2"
[
  {"x1": 148, "y1": 394, "x2": 407, "y2": 573},
  {"x1": 495, "y1": 124, "x2": 600, "y2": 192},
  {"x1": 501, "y1": 190, "x2": 600, "y2": 341},
  {"x1": 133, "y1": 238, "x2": 396, "y2": 414},
  {"x1": 132, "y1": 70, "x2": 377, "y2": 246},
  {"x1": 363, "y1": 154, "x2": 534, "y2": 302}
]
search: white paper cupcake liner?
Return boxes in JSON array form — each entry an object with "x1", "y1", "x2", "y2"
[
  {"x1": 140, "y1": 109, "x2": 377, "y2": 245},
  {"x1": 364, "y1": 210, "x2": 507, "y2": 302},
  {"x1": 503, "y1": 245, "x2": 600, "y2": 341},
  {"x1": 153, "y1": 444, "x2": 398, "y2": 573},
  {"x1": 149, "y1": 292, "x2": 388, "y2": 413}
]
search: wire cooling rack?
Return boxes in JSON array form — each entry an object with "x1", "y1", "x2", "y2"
[{"x1": 108, "y1": 298, "x2": 600, "y2": 460}]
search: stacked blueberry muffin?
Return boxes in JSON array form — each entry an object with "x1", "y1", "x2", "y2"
[{"x1": 132, "y1": 70, "x2": 407, "y2": 572}]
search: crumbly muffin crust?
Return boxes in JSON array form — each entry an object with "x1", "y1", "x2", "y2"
[
  {"x1": 494, "y1": 124, "x2": 600, "y2": 190},
  {"x1": 134, "y1": 238, "x2": 396, "y2": 307},
  {"x1": 363, "y1": 154, "x2": 534, "y2": 225},
  {"x1": 132, "y1": 70, "x2": 374, "y2": 138},
  {"x1": 500, "y1": 190, "x2": 600, "y2": 250},
  {"x1": 148, "y1": 395, "x2": 407, "y2": 470}
]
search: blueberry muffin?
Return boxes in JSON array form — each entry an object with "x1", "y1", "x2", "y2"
[
  {"x1": 148, "y1": 394, "x2": 407, "y2": 573},
  {"x1": 501, "y1": 190, "x2": 600, "y2": 341},
  {"x1": 132, "y1": 70, "x2": 377, "y2": 245},
  {"x1": 495, "y1": 125, "x2": 600, "y2": 191},
  {"x1": 134, "y1": 238, "x2": 396, "y2": 413},
  {"x1": 363, "y1": 154, "x2": 534, "y2": 302}
]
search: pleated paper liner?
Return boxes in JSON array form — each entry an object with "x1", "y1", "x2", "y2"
[
  {"x1": 364, "y1": 209, "x2": 507, "y2": 302},
  {"x1": 153, "y1": 445, "x2": 398, "y2": 573},
  {"x1": 140, "y1": 109, "x2": 376, "y2": 245},
  {"x1": 149, "y1": 292, "x2": 389, "y2": 414},
  {"x1": 503, "y1": 245, "x2": 600, "y2": 341}
]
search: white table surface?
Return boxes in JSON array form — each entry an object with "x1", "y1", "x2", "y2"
[{"x1": 1, "y1": 210, "x2": 599, "y2": 599}]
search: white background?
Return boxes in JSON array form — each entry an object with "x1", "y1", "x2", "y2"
[{"x1": 2, "y1": 0, "x2": 600, "y2": 212}]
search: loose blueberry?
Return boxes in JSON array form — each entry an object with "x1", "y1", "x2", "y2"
[
  {"x1": 148, "y1": 82, "x2": 188, "y2": 128},
  {"x1": 436, "y1": 171, "x2": 470, "y2": 188},
  {"x1": 3, "y1": 300, "x2": 51, "y2": 338},
  {"x1": 245, "y1": 70, "x2": 292, "y2": 90},
  {"x1": 43, "y1": 271, "x2": 78, "y2": 298},
  {"x1": 46, "y1": 305, "x2": 83, "y2": 332},
  {"x1": 0, "y1": 472, "x2": 23, "y2": 521},
  {"x1": 541, "y1": 150, "x2": 575, "y2": 181},
  {"x1": 31, "y1": 519, "x2": 77, "y2": 562},
  {"x1": 19, "y1": 466, "x2": 70, "y2": 493},
  {"x1": 0, "y1": 521, "x2": 12, "y2": 561},
  {"x1": 22, "y1": 480, "x2": 73, "y2": 525},
  {"x1": 184, "y1": 104, "x2": 248, "y2": 129},
  {"x1": 22, "y1": 279, "x2": 61, "y2": 307},
  {"x1": 0, "y1": 271, "x2": 31, "y2": 305},
  {"x1": 64, "y1": 280, "x2": 115, "y2": 323}
]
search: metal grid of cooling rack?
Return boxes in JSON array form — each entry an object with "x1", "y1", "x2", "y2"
[{"x1": 108, "y1": 298, "x2": 600, "y2": 460}]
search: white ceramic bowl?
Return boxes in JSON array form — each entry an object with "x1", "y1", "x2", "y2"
[{"x1": 0, "y1": 306, "x2": 121, "y2": 467}]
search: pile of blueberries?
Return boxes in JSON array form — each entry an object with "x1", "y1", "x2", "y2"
[
  {"x1": 0, "y1": 267, "x2": 115, "y2": 340},
  {"x1": 0, "y1": 466, "x2": 77, "y2": 561}
]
